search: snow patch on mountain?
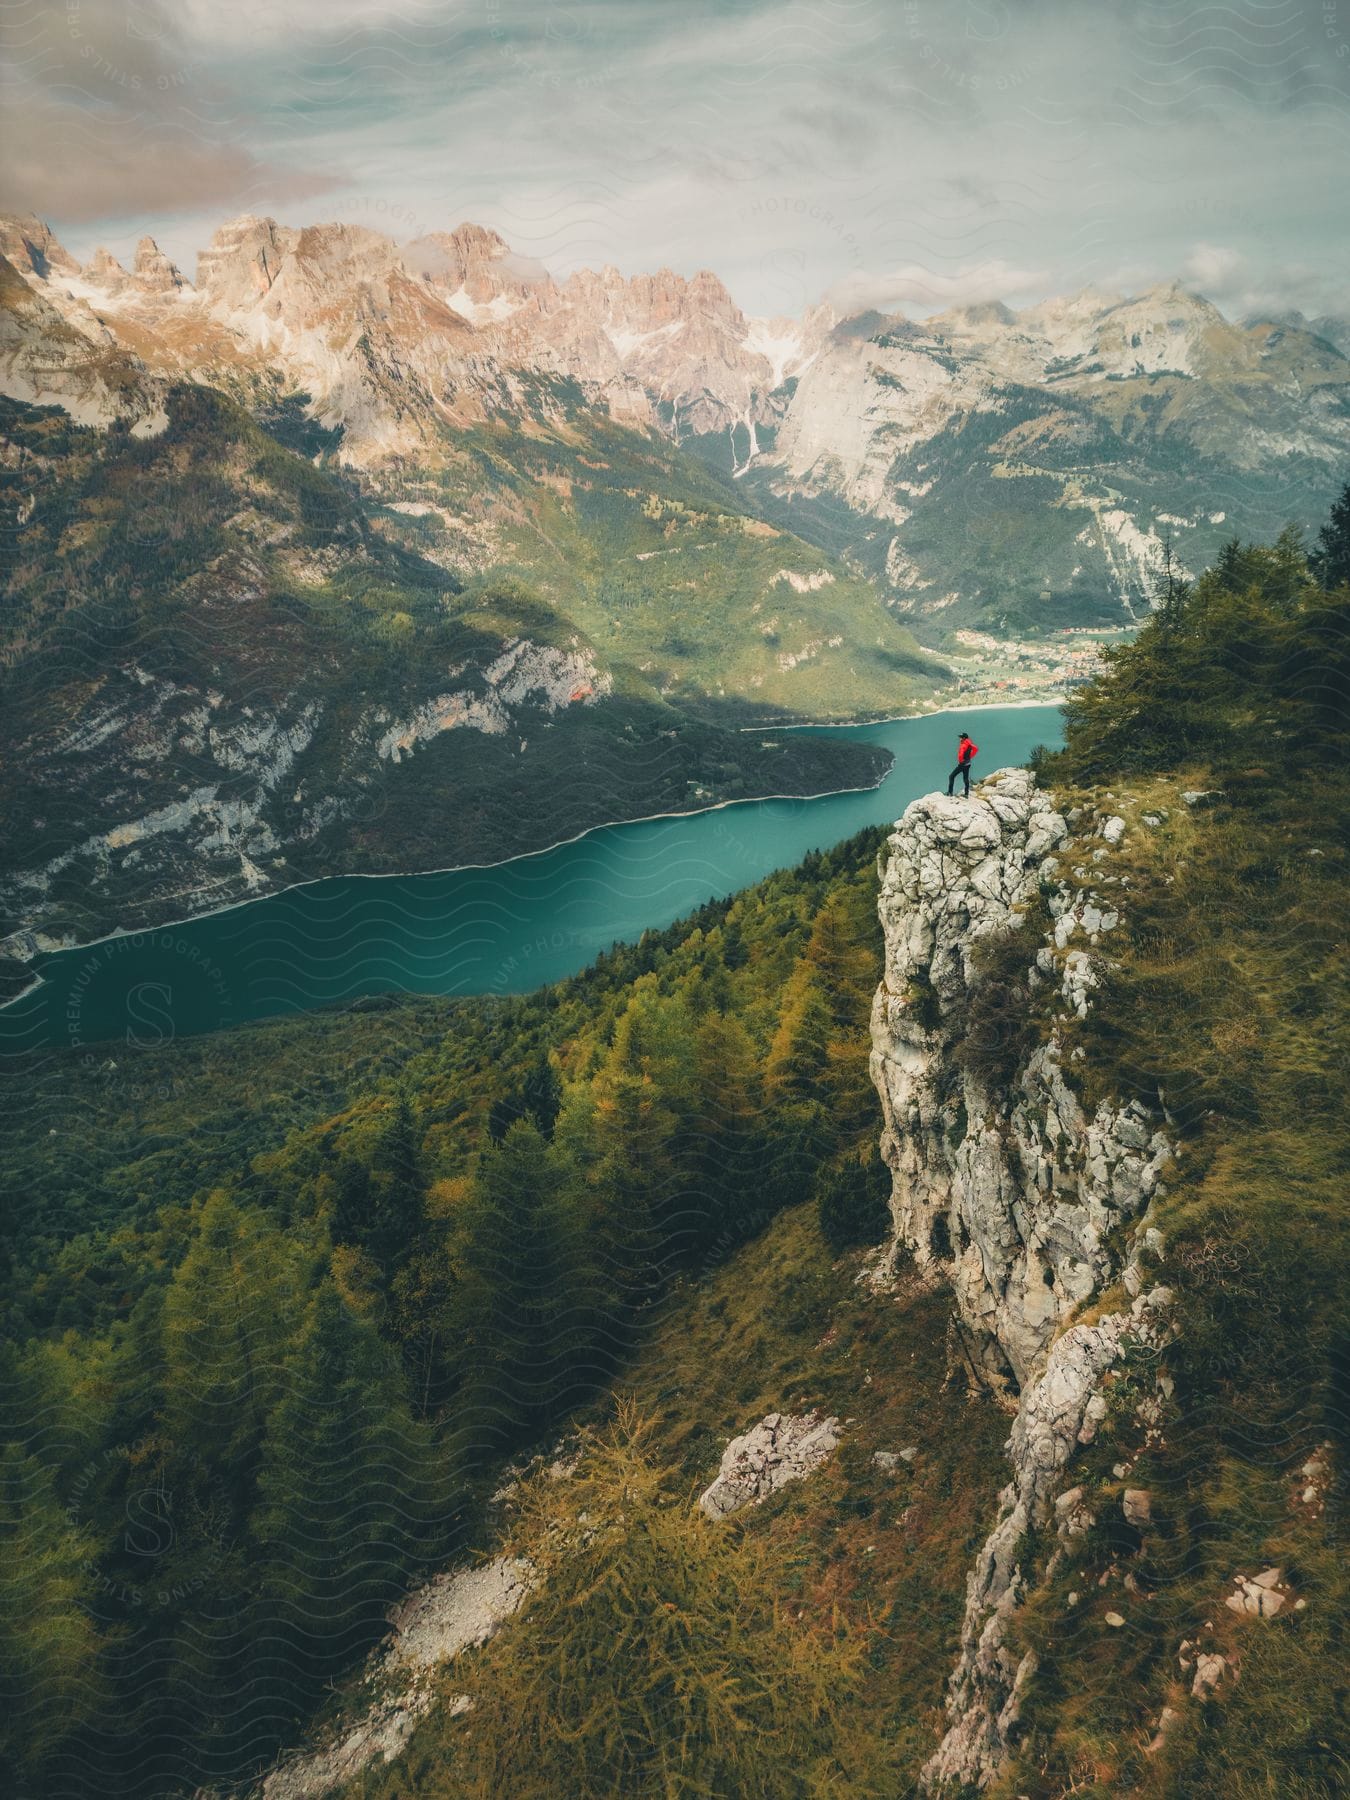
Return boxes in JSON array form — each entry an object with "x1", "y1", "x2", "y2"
[
  {"x1": 442, "y1": 285, "x2": 526, "y2": 326},
  {"x1": 605, "y1": 319, "x2": 685, "y2": 361},
  {"x1": 743, "y1": 319, "x2": 810, "y2": 389}
]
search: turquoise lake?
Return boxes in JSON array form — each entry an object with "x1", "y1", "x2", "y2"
[{"x1": 0, "y1": 706, "x2": 1062, "y2": 1052}]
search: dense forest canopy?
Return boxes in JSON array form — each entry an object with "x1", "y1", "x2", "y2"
[{"x1": 1, "y1": 822, "x2": 889, "y2": 1795}]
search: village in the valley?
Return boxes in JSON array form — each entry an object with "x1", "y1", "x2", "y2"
[{"x1": 939, "y1": 625, "x2": 1128, "y2": 707}]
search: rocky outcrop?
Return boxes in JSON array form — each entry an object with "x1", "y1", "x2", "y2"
[
  {"x1": 0, "y1": 213, "x2": 79, "y2": 279},
  {"x1": 923, "y1": 1288, "x2": 1173, "y2": 1788},
  {"x1": 0, "y1": 638, "x2": 614, "y2": 957},
  {"x1": 133, "y1": 236, "x2": 185, "y2": 292},
  {"x1": 868, "y1": 769, "x2": 1176, "y2": 1790},
  {"x1": 256, "y1": 1552, "x2": 530, "y2": 1800},
  {"x1": 698, "y1": 1410, "x2": 840, "y2": 1518},
  {"x1": 0, "y1": 251, "x2": 168, "y2": 434}
]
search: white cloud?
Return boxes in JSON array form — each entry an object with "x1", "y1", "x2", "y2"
[
  {"x1": 825, "y1": 260, "x2": 1048, "y2": 318},
  {"x1": 1182, "y1": 243, "x2": 1243, "y2": 293},
  {"x1": 3, "y1": 1, "x2": 1346, "y2": 318}
]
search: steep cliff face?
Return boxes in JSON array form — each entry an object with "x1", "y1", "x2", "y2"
[{"x1": 869, "y1": 769, "x2": 1176, "y2": 1790}]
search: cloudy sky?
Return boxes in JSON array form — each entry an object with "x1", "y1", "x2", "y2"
[{"x1": 3, "y1": 0, "x2": 1348, "y2": 318}]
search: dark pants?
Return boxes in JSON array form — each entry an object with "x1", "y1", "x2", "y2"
[{"x1": 947, "y1": 758, "x2": 973, "y2": 795}]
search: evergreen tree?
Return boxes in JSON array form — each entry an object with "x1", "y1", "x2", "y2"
[
  {"x1": 766, "y1": 982, "x2": 833, "y2": 1103},
  {"x1": 487, "y1": 1051, "x2": 563, "y2": 1143},
  {"x1": 454, "y1": 1122, "x2": 594, "y2": 1445},
  {"x1": 370, "y1": 1093, "x2": 425, "y2": 1271},
  {"x1": 1310, "y1": 480, "x2": 1350, "y2": 590},
  {"x1": 588, "y1": 987, "x2": 697, "y2": 1281},
  {"x1": 330, "y1": 1098, "x2": 426, "y2": 1279},
  {"x1": 521, "y1": 1050, "x2": 563, "y2": 1140},
  {"x1": 0, "y1": 1445, "x2": 107, "y2": 1787},
  {"x1": 331, "y1": 1155, "x2": 374, "y2": 1249},
  {"x1": 680, "y1": 1011, "x2": 764, "y2": 1260},
  {"x1": 720, "y1": 917, "x2": 749, "y2": 969},
  {"x1": 253, "y1": 1280, "x2": 444, "y2": 1709},
  {"x1": 160, "y1": 1192, "x2": 310, "y2": 1485}
]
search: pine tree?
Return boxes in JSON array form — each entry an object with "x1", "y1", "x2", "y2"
[
  {"x1": 253, "y1": 1280, "x2": 443, "y2": 1707},
  {"x1": 454, "y1": 1122, "x2": 595, "y2": 1446},
  {"x1": 1310, "y1": 480, "x2": 1350, "y2": 590},
  {"x1": 0, "y1": 1445, "x2": 107, "y2": 1786},
  {"x1": 521, "y1": 1051, "x2": 563, "y2": 1140},
  {"x1": 329, "y1": 1098, "x2": 426, "y2": 1279},
  {"x1": 766, "y1": 981, "x2": 833, "y2": 1103},
  {"x1": 487, "y1": 1050, "x2": 563, "y2": 1143},
  {"x1": 679, "y1": 1011, "x2": 763, "y2": 1260},
  {"x1": 720, "y1": 917, "x2": 748, "y2": 969},
  {"x1": 160, "y1": 1192, "x2": 309, "y2": 1483},
  {"x1": 370, "y1": 1093, "x2": 425, "y2": 1272},
  {"x1": 331, "y1": 1155, "x2": 374, "y2": 1249},
  {"x1": 587, "y1": 988, "x2": 697, "y2": 1283}
]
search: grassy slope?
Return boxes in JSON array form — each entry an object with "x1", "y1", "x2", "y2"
[
  {"x1": 971, "y1": 763, "x2": 1348, "y2": 1798},
  {"x1": 368, "y1": 403, "x2": 948, "y2": 719},
  {"x1": 994, "y1": 558, "x2": 1349, "y2": 1796},
  {"x1": 353, "y1": 1204, "x2": 1009, "y2": 1799}
]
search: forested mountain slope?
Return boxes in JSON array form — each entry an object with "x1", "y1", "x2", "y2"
[
  {"x1": 364, "y1": 513, "x2": 1347, "y2": 1800},
  {"x1": 0, "y1": 378, "x2": 922, "y2": 965},
  {"x1": 1, "y1": 824, "x2": 894, "y2": 1795}
]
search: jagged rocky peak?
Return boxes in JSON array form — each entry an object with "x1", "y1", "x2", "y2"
[
  {"x1": 196, "y1": 214, "x2": 300, "y2": 306},
  {"x1": 84, "y1": 245, "x2": 130, "y2": 288},
  {"x1": 1028, "y1": 281, "x2": 1231, "y2": 379},
  {"x1": 687, "y1": 266, "x2": 744, "y2": 322},
  {"x1": 869, "y1": 769, "x2": 1177, "y2": 1790},
  {"x1": 1246, "y1": 307, "x2": 1350, "y2": 356},
  {"x1": 291, "y1": 219, "x2": 399, "y2": 275},
  {"x1": 565, "y1": 260, "x2": 744, "y2": 331},
  {"x1": 197, "y1": 216, "x2": 436, "y2": 344},
  {"x1": 403, "y1": 223, "x2": 553, "y2": 314},
  {"x1": 1019, "y1": 283, "x2": 1123, "y2": 333},
  {"x1": 0, "y1": 212, "x2": 79, "y2": 279},
  {"x1": 132, "y1": 236, "x2": 186, "y2": 291},
  {"x1": 940, "y1": 298, "x2": 1017, "y2": 330}
]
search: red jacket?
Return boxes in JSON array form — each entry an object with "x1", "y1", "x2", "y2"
[{"x1": 958, "y1": 737, "x2": 978, "y2": 763}]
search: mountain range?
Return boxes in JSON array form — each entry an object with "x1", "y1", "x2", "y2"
[
  {"x1": 5, "y1": 208, "x2": 1347, "y2": 628},
  {"x1": 2, "y1": 208, "x2": 1347, "y2": 958}
]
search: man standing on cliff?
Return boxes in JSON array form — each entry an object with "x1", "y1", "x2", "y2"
[{"x1": 946, "y1": 730, "x2": 978, "y2": 797}]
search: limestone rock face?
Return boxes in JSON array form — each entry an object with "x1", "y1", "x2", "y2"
[
  {"x1": 0, "y1": 251, "x2": 167, "y2": 435},
  {"x1": 922, "y1": 1289, "x2": 1173, "y2": 1789},
  {"x1": 133, "y1": 236, "x2": 186, "y2": 292},
  {"x1": 698, "y1": 1410, "x2": 840, "y2": 1518},
  {"x1": 868, "y1": 769, "x2": 1176, "y2": 1791},
  {"x1": 870, "y1": 770, "x2": 1170, "y2": 1392},
  {"x1": 0, "y1": 212, "x2": 79, "y2": 278}
]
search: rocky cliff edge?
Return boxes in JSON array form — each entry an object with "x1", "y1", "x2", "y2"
[{"x1": 869, "y1": 768, "x2": 1176, "y2": 1789}]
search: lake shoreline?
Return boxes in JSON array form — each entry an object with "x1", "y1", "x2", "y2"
[
  {"x1": 1, "y1": 703, "x2": 1065, "y2": 1050},
  {"x1": 0, "y1": 763, "x2": 898, "y2": 1012},
  {"x1": 737, "y1": 695, "x2": 1068, "y2": 733}
]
